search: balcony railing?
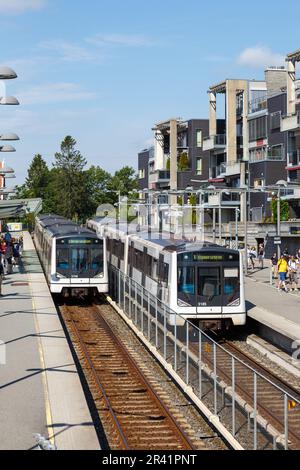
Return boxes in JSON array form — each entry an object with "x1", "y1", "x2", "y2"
[
  {"x1": 287, "y1": 150, "x2": 300, "y2": 167},
  {"x1": 249, "y1": 147, "x2": 285, "y2": 162},
  {"x1": 248, "y1": 96, "x2": 267, "y2": 114},
  {"x1": 210, "y1": 163, "x2": 226, "y2": 179}
]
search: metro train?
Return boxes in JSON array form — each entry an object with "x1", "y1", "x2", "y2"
[
  {"x1": 87, "y1": 217, "x2": 246, "y2": 330},
  {"x1": 34, "y1": 215, "x2": 108, "y2": 297}
]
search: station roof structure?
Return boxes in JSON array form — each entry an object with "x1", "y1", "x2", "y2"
[{"x1": 0, "y1": 198, "x2": 42, "y2": 219}]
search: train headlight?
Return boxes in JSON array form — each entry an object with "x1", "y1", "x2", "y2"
[
  {"x1": 95, "y1": 273, "x2": 104, "y2": 278},
  {"x1": 56, "y1": 273, "x2": 67, "y2": 279}
]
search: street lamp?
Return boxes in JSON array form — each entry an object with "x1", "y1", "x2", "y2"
[
  {"x1": 0, "y1": 67, "x2": 17, "y2": 80},
  {"x1": 0, "y1": 145, "x2": 16, "y2": 153},
  {"x1": 0, "y1": 133, "x2": 19, "y2": 141},
  {"x1": 0, "y1": 96, "x2": 19, "y2": 106}
]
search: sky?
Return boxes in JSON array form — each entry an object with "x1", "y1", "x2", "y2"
[{"x1": 0, "y1": 0, "x2": 299, "y2": 185}]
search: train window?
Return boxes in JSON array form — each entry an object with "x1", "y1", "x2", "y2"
[
  {"x1": 178, "y1": 267, "x2": 195, "y2": 294},
  {"x1": 57, "y1": 248, "x2": 69, "y2": 273},
  {"x1": 71, "y1": 248, "x2": 88, "y2": 273},
  {"x1": 91, "y1": 248, "x2": 103, "y2": 274},
  {"x1": 223, "y1": 268, "x2": 240, "y2": 305},
  {"x1": 198, "y1": 268, "x2": 220, "y2": 298}
]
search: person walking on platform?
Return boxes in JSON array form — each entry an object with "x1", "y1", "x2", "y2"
[
  {"x1": 258, "y1": 243, "x2": 265, "y2": 270},
  {"x1": 288, "y1": 256, "x2": 299, "y2": 292},
  {"x1": 0, "y1": 261, "x2": 4, "y2": 296},
  {"x1": 270, "y1": 253, "x2": 278, "y2": 280},
  {"x1": 5, "y1": 242, "x2": 13, "y2": 275},
  {"x1": 277, "y1": 255, "x2": 289, "y2": 292}
]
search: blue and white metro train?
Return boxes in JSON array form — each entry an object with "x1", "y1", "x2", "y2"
[
  {"x1": 34, "y1": 215, "x2": 108, "y2": 297},
  {"x1": 87, "y1": 218, "x2": 246, "y2": 330}
]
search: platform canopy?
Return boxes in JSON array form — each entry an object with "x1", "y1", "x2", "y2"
[{"x1": 0, "y1": 198, "x2": 42, "y2": 219}]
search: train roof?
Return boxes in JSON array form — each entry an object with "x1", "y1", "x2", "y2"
[
  {"x1": 88, "y1": 219, "x2": 238, "y2": 255},
  {"x1": 36, "y1": 214, "x2": 97, "y2": 239}
]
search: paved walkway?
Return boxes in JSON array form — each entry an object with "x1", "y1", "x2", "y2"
[
  {"x1": 245, "y1": 265, "x2": 300, "y2": 341},
  {"x1": 0, "y1": 232, "x2": 100, "y2": 450}
]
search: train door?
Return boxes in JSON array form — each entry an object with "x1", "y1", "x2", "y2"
[
  {"x1": 196, "y1": 265, "x2": 222, "y2": 313},
  {"x1": 70, "y1": 246, "x2": 90, "y2": 279}
]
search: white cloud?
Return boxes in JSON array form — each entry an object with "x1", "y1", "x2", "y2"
[
  {"x1": 0, "y1": 0, "x2": 46, "y2": 15},
  {"x1": 17, "y1": 82, "x2": 96, "y2": 105},
  {"x1": 86, "y1": 33, "x2": 157, "y2": 48},
  {"x1": 39, "y1": 40, "x2": 103, "y2": 63},
  {"x1": 237, "y1": 46, "x2": 285, "y2": 69}
]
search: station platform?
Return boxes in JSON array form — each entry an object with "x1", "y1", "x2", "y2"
[
  {"x1": 0, "y1": 232, "x2": 100, "y2": 450},
  {"x1": 245, "y1": 265, "x2": 300, "y2": 352}
]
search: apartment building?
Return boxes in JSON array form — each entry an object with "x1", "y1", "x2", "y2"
[
  {"x1": 138, "y1": 48, "x2": 300, "y2": 227},
  {"x1": 138, "y1": 118, "x2": 211, "y2": 193}
]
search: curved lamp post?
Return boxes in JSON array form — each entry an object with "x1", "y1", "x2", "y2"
[{"x1": 0, "y1": 66, "x2": 17, "y2": 80}]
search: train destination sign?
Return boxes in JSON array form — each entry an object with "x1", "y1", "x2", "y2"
[
  {"x1": 193, "y1": 254, "x2": 223, "y2": 262},
  {"x1": 58, "y1": 238, "x2": 100, "y2": 245},
  {"x1": 179, "y1": 252, "x2": 239, "y2": 263}
]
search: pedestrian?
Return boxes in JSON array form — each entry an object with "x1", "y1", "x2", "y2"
[
  {"x1": 283, "y1": 247, "x2": 289, "y2": 257},
  {"x1": 270, "y1": 253, "x2": 278, "y2": 280},
  {"x1": 258, "y1": 243, "x2": 265, "y2": 270},
  {"x1": 13, "y1": 240, "x2": 20, "y2": 267},
  {"x1": 0, "y1": 260, "x2": 4, "y2": 296},
  {"x1": 5, "y1": 242, "x2": 13, "y2": 275},
  {"x1": 288, "y1": 256, "x2": 299, "y2": 292},
  {"x1": 277, "y1": 255, "x2": 289, "y2": 292}
]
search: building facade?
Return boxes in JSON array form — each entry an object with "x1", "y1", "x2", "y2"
[{"x1": 138, "y1": 48, "x2": 300, "y2": 233}]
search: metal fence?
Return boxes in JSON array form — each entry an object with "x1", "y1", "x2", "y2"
[{"x1": 109, "y1": 265, "x2": 300, "y2": 450}]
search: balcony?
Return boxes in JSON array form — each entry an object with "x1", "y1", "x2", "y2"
[
  {"x1": 248, "y1": 96, "x2": 267, "y2": 114},
  {"x1": 281, "y1": 111, "x2": 300, "y2": 132},
  {"x1": 249, "y1": 146, "x2": 285, "y2": 163},
  {"x1": 203, "y1": 134, "x2": 226, "y2": 152},
  {"x1": 207, "y1": 192, "x2": 240, "y2": 207},
  {"x1": 287, "y1": 150, "x2": 300, "y2": 169},
  {"x1": 149, "y1": 169, "x2": 170, "y2": 185},
  {"x1": 280, "y1": 188, "x2": 300, "y2": 201},
  {"x1": 225, "y1": 161, "x2": 242, "y2": 177},
  {"x1": 209, "y1": 163, "x2": 226, "y2": 180}
]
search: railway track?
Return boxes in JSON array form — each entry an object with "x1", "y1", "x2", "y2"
[
  {"x1": 193, "y1": 337, "x2": 300, "y2": 449},
  {"x1": 59, "y1": 301, "x2": 205, "y2": 451}
]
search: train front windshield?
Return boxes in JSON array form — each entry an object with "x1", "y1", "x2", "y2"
[
  {"x1": 56, "y1": 238, "x2": 103, "y2": 278},
  {"x1": 177, "y1": 251, "x2": 240, "y2": 308}
]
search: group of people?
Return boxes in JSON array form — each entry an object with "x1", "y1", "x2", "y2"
[
  {"x1": 0, "y1": 232, "x2": 23, "y2": 297},
  {"x1": 270, "y1": 248, "x2": 300, "y2": 293},
  {"x1": 247, "y1": 243, "x2": 265, "y2": 270}
]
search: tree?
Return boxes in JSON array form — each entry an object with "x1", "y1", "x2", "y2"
[
  {"x1": 108, "y1": 166, "x2": 139, "y2": 204},
  {"x1": 14, "y1": 154, "x2": 49, "y2": 200},
  {"x1": 25, "y1": 154, "x2": 50, "y2": 198},
  {"x1": 178, "y1": 152, "x2": 190, "y2": 171},
  {"x1": 85, "y1": 165, "x2": 113, "y2": 217},
  {"x1": 271, "y1": 198, "x2": 290, "y2": 223},
  {"x1": 53, "y1": 136, "x2": 88, "y2": 220}
]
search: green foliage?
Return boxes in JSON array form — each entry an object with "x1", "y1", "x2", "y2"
[
  {"x1": 178, "y1": 152, "x2": 190, "y2": 171},
  {"x1": 166, "y1": 158, "x2": 170, "y2": 171},
  {"x1": 16, "y1": 136, "x2": 139, "y2": 223},
  {"x1": 271, "y1": 198, "x2": 290, "y2": 223},
  {"x1": 53, "y1": 136, "x2": 88, "y2": 220}
]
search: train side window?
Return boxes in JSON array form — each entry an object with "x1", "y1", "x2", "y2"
[
  {"x1": 178, "y1": 267, "x2": 195, "y2": 294},
  {"x1": 57, "y1": 248, "x2": 69, "y2": 272},
  {"x1": 91, "y1": 248, "x2": 103, "y2": 274}
]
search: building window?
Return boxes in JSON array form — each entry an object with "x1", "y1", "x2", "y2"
[
  {"x1": 249, "y1": 116, "x2": 267, "y2": 141},
  {"x1": 196, "y1": 130, "x2": 202, "y2": 148},
  {"x1": 254, "y1": 178, "x2": 265, "y2": 189},
  {"x1": 139, "y1": 169, "x2": 145, "y2": 179},
  {"x1": 249, "y1": 147, "x2": 267, "y2": 162},
  {"x1": 270, "y1": 112, "x2": 281, "y2": 130},
  {"x1": 196, "y1": 158, "x2": 202, "y2": 175}
]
